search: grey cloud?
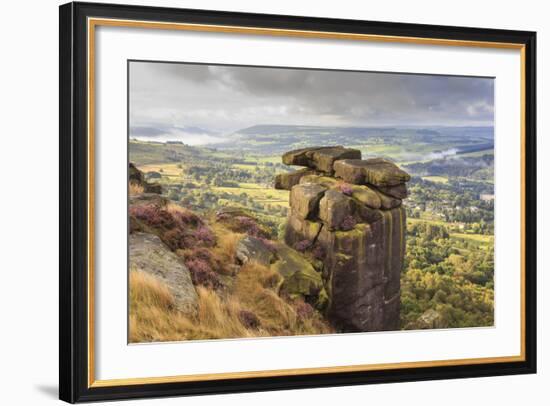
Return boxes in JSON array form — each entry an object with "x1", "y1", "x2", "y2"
[
  {"x1": 130, "y1": 126, "x2": 167, "y2": 137},
  {"x1": 129, "y1": 61, "x2": 494, "y2": 135},
  {"x1": 133, "y1": 62, "x2": 214, "y2": 83}
]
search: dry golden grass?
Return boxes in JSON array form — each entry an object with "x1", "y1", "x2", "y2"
[
  {"x1": 166, "y1": 202, "x2": 192, "y2": 215},
  {"x1": 129, "y1": 182, "x2": 144, "y2": 196},
  {"x1": 234, "y1": 262, "x2": 332, "y2": 336},
  {"x1": 129, "y1": 223, "x2": 333, "y2": 343},
  {"x1": 129, "y1": 269, "x2": 196, "y2": 342},
  {"x1": 129, "y1": 270, "x2": 261, "y2": 342},
  {"x1": 210, "y1": 223, "x2": 243, "y2": 265},
  {"x1": 194, "y1": 287, "x2": 257, "y2": 339}
]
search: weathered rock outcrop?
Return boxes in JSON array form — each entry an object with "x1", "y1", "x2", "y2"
[
  {"x1": 129, "y1": 193, "x2": 169, "y2": 208},
  {"x1": 129, "y1": 232, "x2": 198, "y2": 315},
  {"x1": 236, "y1": 235, "x2": 276, "y2": 266},
  {"x1": 275, "y1": 146, "x2": 410, "y2": 332},
  {"x1": 129, "y1": 163, "x2": 163, "y2": 194},
  {"x1": 274, "y1": 168, "x2": 319, "y2": 190},
  {"x1": 283, "y1": 146, "x2": 361, "y2": 174},
  {"x1": 270, "y1": 243, "x2": 328, "y2": 310}
]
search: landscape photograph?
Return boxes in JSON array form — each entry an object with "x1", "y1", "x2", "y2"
[{"x1": 128, "y1": 61, "x2": 495, "y2": 343}]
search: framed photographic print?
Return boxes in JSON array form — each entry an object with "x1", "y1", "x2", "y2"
[{"x1": 59, "y1": 1, "x2": 537, "y2": 403}]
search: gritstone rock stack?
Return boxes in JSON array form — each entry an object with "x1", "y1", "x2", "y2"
[{"x1": 275, "y1": 146, "x2": 411, "y2": 332}]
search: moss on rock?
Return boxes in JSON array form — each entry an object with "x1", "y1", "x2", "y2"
[
  {"x1": 271, "y1": 244, "x2": 328, "y2": 310},
  {"x1": 274, "y1": 168, "x2": 318, "y2": 190},
  {"x1": 350, "y1": 184, "x2": 381, "y2": 209}
]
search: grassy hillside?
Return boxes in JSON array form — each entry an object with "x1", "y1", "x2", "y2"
[
  {"x1": 129, "y1": 139, "x2": 236, "y2": 165},
  {"x1": 129, "y1": 200, "x2": 332, "y2": 342}
]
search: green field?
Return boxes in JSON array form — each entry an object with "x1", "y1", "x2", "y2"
[
  {"x1": 213, "y1": 183, "x2": 289, "y2": 208},
  {"x1": 408, "y1": 217, "x2": 448, "y2": 227},
  {"x1": 422, "y1": 175, "x2": 449, "y2": 184},
  {"x1": 450, "y1": 232, "x2": 494, "y2": 248},
  {"x1": 256, "y1": 155, "x2": 282, "y2": 164},
  {"x1": 137, "y1": 162, "x2": 182, "y2": 177}
]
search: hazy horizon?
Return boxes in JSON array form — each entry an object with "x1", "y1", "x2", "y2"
[{"x1": 129, "y1": 61, "x2": 494, "y2": 145}]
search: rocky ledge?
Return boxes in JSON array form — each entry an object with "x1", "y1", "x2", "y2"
[
  {"x1": 275, "y1": 146, "x2": 410, "y2": 332},
  {"x1": 130, "y1": 162, "x2": 163, "y2": 194}
]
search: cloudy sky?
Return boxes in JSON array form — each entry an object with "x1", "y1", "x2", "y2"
[{"x1": 129, "y1": 61, "x2": 494, "y2": 144}]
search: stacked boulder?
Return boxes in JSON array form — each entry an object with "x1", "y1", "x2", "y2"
[{"x1": 275, "y1": 146, "x2": 410, "y2": 332}]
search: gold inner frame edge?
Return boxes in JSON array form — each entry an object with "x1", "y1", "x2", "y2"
[{"x1": 86, "y1": 17, "x2": 527, "y2": 388}]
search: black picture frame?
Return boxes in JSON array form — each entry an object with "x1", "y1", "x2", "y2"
[{"x1": 59, "y1": 1, "x2": 537, "y2": 403}]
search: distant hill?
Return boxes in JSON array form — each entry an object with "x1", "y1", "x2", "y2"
[
  {"x1": 129, "y1": 139, "x2": 214, "y2": 165},
  {"x1": 173, "y1": 125, "x2": 219, "y2": 136},
  {"x1": 129, "y1": 139, "x2": 256, "y2": 167},
  {"x1": 130, "y1": 124, "x2": 494, "y2": 167},
  {"x1": 234, "y1": 124, "x2": 400, "y2": 136},
  {"x1": 211, "y1": 124, "x2": 494, "y2": 158},
  {"x1": 131, "y1": 125, "x2": 219, "y2": 137},
  {"x1": 404, "y1": 154, "x2": 494, "y2": 181}
]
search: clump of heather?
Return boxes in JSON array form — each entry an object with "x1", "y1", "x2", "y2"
[
  {"x1": 238, "y1": 310, "x2": 260, "y2": 329},
  {"x1": 195, "y1": 226, "x2": 216, "y2": 246},
  {"x1": 216, "y1": 211, "x2": 271, "y2": 239},
  {"x1": 162, "y1": 228, "x2": 187, "y2": 251},
  {"x1": 295, "y1": 301, "x2": 315, "y2": 321},
  {"x1": 129, "y1": 205, "x2": 175, "y2": 229},
  {"x1": 341, "y1": 215, "x2": 357, "y2": 231},
  {"x1": 294, "y1": 239, "x2": 312, "y2": 253},
  {"x1": 185, "y1": 258, "x2": 223, "y2": 290},
  {"x1": 173, "y1": 210, "x2": 202, "y2": 227},
  {"x1": 130, "y1": 203, "x2": 218, "y2": 251},
  {"x1": 338, "y1": 183, "x2": 353, "y2": 196},
  {"x1": 189, "y1": 247, "x2": 213, "y2": 263},
  {"x1": 235, "y1": 216, "x2": 261, "y2": 237}
]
